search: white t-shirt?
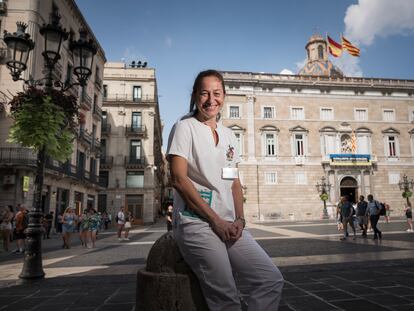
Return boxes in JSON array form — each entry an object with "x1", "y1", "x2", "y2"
[
  {"x1": 117, "y1": 211, "x2": 125, "y2": 224},
  {"x1": 167, "y1": 116, "x2": 240, "y2": 225}
]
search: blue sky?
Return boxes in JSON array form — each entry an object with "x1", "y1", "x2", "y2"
[{"x1": 75, "y1": 0, "x2": 414, "y2": 147}]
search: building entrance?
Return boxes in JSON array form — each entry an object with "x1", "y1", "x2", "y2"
[{"x1": 340, "y1": 177, "x2": 358, "y2": 203}]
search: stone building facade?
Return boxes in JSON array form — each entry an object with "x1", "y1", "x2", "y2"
[
  {"x1": 221, "y1": 35, "x2": 414, "y2": 221},
  {"x1": 99, "y1": 62, "x2": 164, "y2": 224},
  {"x1": 0, "y1": 0, "x2": 106, "y2": 220}
]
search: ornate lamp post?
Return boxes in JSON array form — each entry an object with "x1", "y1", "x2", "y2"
[
  {"x1": 3, "y1": 11, "x2": 96, "y2": 280},
  {"x1": 398, "y1": 174, "x2": 414, "y2": 205},
  {"x1": 316, "y1": 176, "x2": 331, "y2": 219}
]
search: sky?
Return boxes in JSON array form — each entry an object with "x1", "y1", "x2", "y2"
[{"x1": 75, "y1": 0, "x2": 414, "y2": 148}]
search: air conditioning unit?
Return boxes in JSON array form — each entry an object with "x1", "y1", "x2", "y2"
[
  {"x1": 3, "y1": 175, "x2": 16, "y2": 185},
  {"x1": 294, "y1": 157, "x2": 305, "y2": 165}
]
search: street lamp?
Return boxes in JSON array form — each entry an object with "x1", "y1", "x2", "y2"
[
  {"x1": 398, "y1": 174, "x2": 414, "y2": 205},
  {"x1": 316, "y1": 176, "x2": 331, "y2": 219},
  {"x1": 3, "y1": 11, "x2": 96, "y2": 280}
]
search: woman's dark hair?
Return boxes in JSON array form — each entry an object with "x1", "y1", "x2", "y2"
[{"x1": 189, "y1": 69, "x2": 226, "y2": 116}]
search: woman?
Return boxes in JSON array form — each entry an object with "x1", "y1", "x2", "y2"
[
  {"x1": 405, "y1": 202, "x2": 413, "y2": 232},
  {"x1": 78, "y1": 210, "x2": 89, "y2": 247},
  {"x1": 0, "y1": 206, "x2": 13, "y2": 251},
  {"x1": 87, "y1": 209, "x2": 101, "y2": 248},
  {"x1": 61, "y1": 207, "x2": 76, "y2": 249},
  {"x1": 167, "y1": 70, "x2": 284, "y2": 310},
  {"x1": 124, "y1": 211, "x2": 133, "y2": 241}
]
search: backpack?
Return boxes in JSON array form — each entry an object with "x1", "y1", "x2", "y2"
[{"x1": 375, "y1": 201, "x2": 386, "y2": 216}]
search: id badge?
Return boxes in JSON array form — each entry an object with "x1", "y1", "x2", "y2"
[{"x1": 222, "y1": 167, "x2": 239, "y2": 179}]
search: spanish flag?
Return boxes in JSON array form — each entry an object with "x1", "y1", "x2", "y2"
[
  {"x1": 327, "y1": 36, "x2": 342, "y2": 57},
  {"x1": 342, "y1": 36, "x2": 360, "y2": 57}
]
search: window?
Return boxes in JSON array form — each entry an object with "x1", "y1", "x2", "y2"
[
  {"x1": 265, "y1": 133, "x2": 276, "y2": 156},
  {"x1": 387, "y1": 136, "x2": 397, "y2": 157},
  {"x1": 318, "y1": 45, "x2": 324, "y2": 59},
  {"x1": 355, "y1": 108, "x2": 368, "y2": 121},
  {"x1": 356, "y1": 135, "x2": 370, "y2": 154},
  {"x1": 388, "y1": 173, "x2": 400, "y2": 185},
  {"x1": 294, "y1": 134, "x2": 305, "y2": 156},
  {"x1": 322, "y1": 135, "x2": 337, "y2": 155},
  {"x1": 133, "y1": 86, "x2": 142, "y2": 102},
  {"x1": 320, "y1": 108, "x2": 334, "y2": 120},
  {"x1": 234, "y1": 132, "x2": 243, "y2": 156},
  {"x1": 130, "y1": 140, "x2": 142, "y2": 162},
  {"x1": 383, "y1": 109, "x2": 395, "y2": 121},
  {"x1": 265, "y1": 172, "x2": 277, "y2": 185},
  {"x1": 291, "y1": 107, "x2": 304, "y2": 120},
  {"x1": 131, "y1": 112, "x2": 142, "y2": 129},
  {"x1": 126, "y1": 171, "x2": 144, "y2": 188},
  {"x1": 103, "y1": 85, "x2": 108, "y2": 99},
  {"x1": 99, "y1": 171, "x2": 109, "y2": 188},
  {"x1": 410, "y1": 110, "x2": 414, "y2": 122},
  {"x1": 229, "y1": 106, "x2": 240, "y2": 119},
  {"x1": 295, "y1": 172, "x2": 307, "y2": 185},
  {"x1": 263, "y1": 107, "x2": 274, "y2": 119}
]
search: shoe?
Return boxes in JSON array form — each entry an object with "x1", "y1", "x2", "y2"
[
  {"x1": 406, "y1": 229, "x2": 413, "y2": 232},
  {"x1": 123, "y1": 237, "x2": 130, "y2": 241},
  {"x1": 12, "y1": 249, "x2": 22, "y2": 254},
  {"x1": 378, "y1": 232, "x2": 382, "y2": 239},
  {"x1": 340, "y1": 237, "x2": 346, "y2": 241},
  {"x1": 118, "y1": 238, "x2": 122, "y2": 241}
]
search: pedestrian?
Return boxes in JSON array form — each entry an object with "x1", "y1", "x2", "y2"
[
  {"x1": 367, "y1": 194, "x2": 382, "y2": 240},
  {"x1": 124, "y1": 211, "x2": 133, "y2": 241},
  {"x1": 13, "y1": 205, "x2": 28, "y2": 254},
  {"x1": 404, "y1": 202, "x2": 413, "y2": 232},
  {"x1": 87, "y1": 209, "x2": 101, "y2": 248},
  {"x1": 356, "y1": 195, "x2": 368, "y2": 237},
  {"x1": 384, "y1": 202, "x2": 391, "y2": 223},
  {"x1": 339, "y1": 195, "x2": 356, "y2": 241},
  {"x1": 166, "y1": 204, "x2": 173, "y2": 231},
  {"x1": 56, "y1": 211, "x2": 63, "y2": 234},
  {"x1": 61, "y1": 207, "x2": 76, "y2": 248},
  {"x1": 102, "y1": 212, "x2": 110, "y2": 230},
  {"x1": 0, "y1": 206, "x2": 13, "y2": 252},
  {"x1": 117, "y1": 207, "x2": 126, "y2": 241},
  {"x1": 44, "y1": 211, "x2": 53, "y2": 239},
  {"x1": 167, "y1": 69, "x2": 284, "y2": 310},
  {"x1": 78, "y1": 210, "x2": 89, "y2": 247}
]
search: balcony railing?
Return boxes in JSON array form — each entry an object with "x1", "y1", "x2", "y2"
[
  {"x1": 78, "y1": 129, "x2": 92, "y2": 146},
  {"x1": 94, "y1": 76, "x2": 102, "y2": 89},
  {"x1": 103, "y1": 94, "x2": 156, "y2": 103},
  {"x1": 80, "y1": 89, "x2": 92, "y2": 110},
  {"x1": 0, "y1": 147, "x2": 37, "y2": 166},
  {"x1": 101, "y1": 124, "x2": 111, "y2": 135},
  {"x1": 125, "y1": 156, "x2": 146, "y2": 168},
  {"x1": 100, "y1": 156, "x2": 113, "y2": 169},
  {"x1": 125, "y1": 125, "x2": 147, "y2": 137},
  {"x1": 93, "y1": 104, "x2": 102, "y2": 119}
]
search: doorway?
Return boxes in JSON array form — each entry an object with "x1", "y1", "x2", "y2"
[{"x1": 340, "y1": 176, "x2": 358, "y2": 204}]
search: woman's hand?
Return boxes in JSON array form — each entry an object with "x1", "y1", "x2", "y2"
[{"x1": 211, "y1": 218, "x2": 237, "y2": 241}]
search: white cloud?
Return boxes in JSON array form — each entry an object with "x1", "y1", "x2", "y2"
[
  {"x1": 344, "y1": 0, "x2": 414, "y2": 45},
  {"x1": 280, "y1": 69, "x2": 294, "y2": 75},
  {"x1": 331, "y1": 54, "x2": 363, "y2": 77},
  {"x1": 165, "y1": 36, "x2": 173, "y2": 48}
]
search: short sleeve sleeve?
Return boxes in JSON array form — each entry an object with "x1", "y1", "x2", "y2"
[{"x1": 167, "y1": 121, "x2": 191, "y2": 161}]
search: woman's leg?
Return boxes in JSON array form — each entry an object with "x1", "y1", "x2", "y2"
[
  {"x1": 125, "y1": 228, "x2": 129, "y2": 239},
  {"x1": 91, "y1": 230, "x2": 97, "y2": 247},
  {"x1": 174, "y1": 221, "x2": 241, "y2": 311},
  {"x1": 66, "y1": 232, "x2": 71, "y2": 248},
  {"x1": 228, "y1": 230, "x2": 284, "y2": 311},
  {"x1": 4, "y1": 229, "x2": 11, "y2": 251}
]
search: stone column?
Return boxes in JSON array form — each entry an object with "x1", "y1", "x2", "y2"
[
  {"x1": 360, "y1": 169, "x2": 365, "y2": 197},
  {"x1": 334, "y1": 169, "x2": 339, "y2": 203}
]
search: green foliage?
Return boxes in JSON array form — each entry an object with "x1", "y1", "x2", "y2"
[
  {"x1": 402, "y1": 191, "x2": 413, "y2": 199},
  {"x1": 8, "y1": 87, "x2": 79, "y2": 162},
  {"x1": 319, "y1": 193, "x2": 329, "y2": 201}
]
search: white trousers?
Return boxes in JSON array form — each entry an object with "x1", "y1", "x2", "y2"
[{"x1": 174, "y1": 221, "x2": 284, "y2": 311}]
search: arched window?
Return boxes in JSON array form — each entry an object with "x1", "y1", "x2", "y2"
[{"x1": 318, "y1": 45, "x2": 324, "y2": 59}]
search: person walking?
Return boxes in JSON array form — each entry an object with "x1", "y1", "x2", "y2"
[
  {"x1": 339, "y1": 196, "x2": 356, "y2": 241},
  {"x1": 117, "y1": 207, "x2": 126, "y2": 241},
  {"x1": 78, "y1": 210, "x2": 89, "y2": 247},
  {"x1": 404, "y1": 202, "x2": 413, "y2": 232},
  {"x1": 367, "y1": 194, "x2": 382, "y2": 240},
  {"x1": 166, "y1": 204, "x2": 173, "y2": 231},
  {"x1": 13, "y1": 205, "x2": 28, "y2": 254},
  {"x1": 384, "y1": 202, "x2": 391, "y2": 223},
  {"x1": 61, "y1": 207, "x2": 76, "y2": 248},
  {"x1": 43, "y1": 211, "x2": 53, "y2": 239},
  {"x1": 0, "y1": 206, "x2": 13, "y2": 252},
  {"x1": 356, "y1": 195, "x2": 368, "y2": 237},
  {"x1": 87, "y1": 209, "x2": 101, "y2": 248},
  {"x1": 167, "y1": 69, "x2": 284, "y2": 310},
  {"x1": 124, "y1": 211, "x2": 133, "y2": 241}
]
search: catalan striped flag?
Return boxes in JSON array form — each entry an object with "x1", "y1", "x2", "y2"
[
  {"x1": 351, "y1": 131, "x2": 357, "y2": 153},
  {"x1": 342, "y1": 36, "x2": 360, "y2": 57},
  {"x1": 327, "y1": 35, "x2": 343, "y2": 57}
]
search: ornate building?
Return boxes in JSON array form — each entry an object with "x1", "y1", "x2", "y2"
[
  {"x1": 99, "y1": 62, "x2": 165, "y2": 224},
  {"x1": 0, "y1": 0, "x2": 106, "y2": 218},
  {"x1": 221, "y1": 34, "x2": 414, "y2": 221}
]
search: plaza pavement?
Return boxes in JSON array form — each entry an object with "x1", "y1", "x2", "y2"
[{"x1": 0, "y1": 217, "x2": 413, "y2": 311}]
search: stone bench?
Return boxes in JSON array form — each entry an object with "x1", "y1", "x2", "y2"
[{"x1": 136, "y1": 232, "x2": 208, "y2": 311}]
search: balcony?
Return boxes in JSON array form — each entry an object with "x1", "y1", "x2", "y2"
[
  {"x1": 101, "y1": 124, "x2": 111, "y2": 136},
  {"x1": 125, "y1": 156, "x2": 146, "y2": 169},
  {"x1": 0, "y1": 148, "x2": 37, "y2": 167},
  {"x1": 103, "y1": 93, "x2": 156, "y2": 103},
  {"x1": 78, "y1": 129, "x2": 92, "y2": 147},
  {"x1": 80, "y1": 89, "x2": 92, "y2": 110},
  {"x1": 94, "y1": 76, "x2": 102, "y2": 90},
  {"x1": 125, "y1": 125, "x2": 147, "y2": 137},
  {"x1": 91, "y1": 139, "x2": 101, "y2": 155},
  {"x1": 100, "y1": 156, "x2": 114, "y2": 169},
  {"x1": 93, "y1": 104, "x2": 102, "y2": 120}
]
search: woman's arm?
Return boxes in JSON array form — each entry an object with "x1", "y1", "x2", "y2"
[
  {"x1": 170, "y1": 155, "x2": 236, "y2": 241},
  {"x1": 231, "y1": 177, "x2": 245, "y2": 241}
]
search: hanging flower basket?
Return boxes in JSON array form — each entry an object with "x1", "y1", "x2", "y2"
[
  {"x1": 402, "y1": 191, "x2": 413, "y2": 199},
  {"x1": 319, "y1": 193, "x2": 329, "y2": 201}
]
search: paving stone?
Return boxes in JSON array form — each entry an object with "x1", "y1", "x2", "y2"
[
  {"x1": 32, "y1": 304, "x2": 73, "y2": 311},
  {"x1": 332, "y1": 299, "x2": 392, "y2": 311},
  {"x1": 98, "y1": 303, "x2": 134, "y2": 311},
  {"x1": 284, "y1": 295, "x2": 337, "y2": 311},
  {"x1": 388, "y1": 304, "x2": 414, "y2": 311},
  {"x1": 379, "y1": 286, "x2": 414, "y2": 297},
  {"x1": 311, "y1": 289, "x2": 356, "y2": 301},
  {"x1": 296, "y1": 282, "x2": 335, "y2": 292},
  {"x1": 363, "y1": 293, "x2": 412, "y2": 306},
  {"x1": 281, "y1": 287, "x2": 309, "y2": 298},
  {"x1": 334, "y1": 284, "x2": 382, "y2": 295}
]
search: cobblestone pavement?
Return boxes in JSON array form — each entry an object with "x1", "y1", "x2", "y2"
[{"x1": 0, "y1": 218, "x2": 413, "y2": 310}]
